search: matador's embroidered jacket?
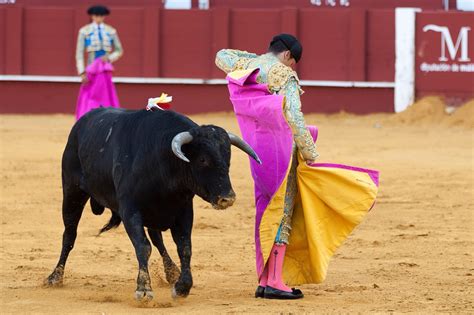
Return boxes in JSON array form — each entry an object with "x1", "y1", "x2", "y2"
[
  {"x1": 76, "y1": 22, "x2": 123, "y2": 75},
  {"x1": 216, "y1": 49, "x2": 319, "y2": 244},
  {"x1": 215, "y1": 49, "x2": 318, "y2": 161}
]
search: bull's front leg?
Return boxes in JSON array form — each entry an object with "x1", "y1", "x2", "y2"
[
  {"x1": 148, "y1": 228, "x2": 180, "y2": 284},
  {"x1": 170, "y1": 208, "x2": 193, "y2": 298},
  {"x1": 121, "y1": 206, "x2": 154, "y2": 301}
]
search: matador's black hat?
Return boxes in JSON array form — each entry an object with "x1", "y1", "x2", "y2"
[
  {"x1": 270, "y1": 33, "x2": 303, "y2": 63},
  {"x1": 87, "y1": 5, "x2": 110, "y2": 16}
]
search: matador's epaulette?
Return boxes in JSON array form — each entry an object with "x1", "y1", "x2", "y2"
[{"x1": 267, "y1": 63, "x2": 300, "y2": 93}]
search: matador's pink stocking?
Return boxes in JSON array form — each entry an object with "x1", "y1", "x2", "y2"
[
  {"x1": 259, "y1": 265, "x2": 268, "y2": 287},
  {"x1": 266, "y1": 243, "x2": 291, "y2": 292}
]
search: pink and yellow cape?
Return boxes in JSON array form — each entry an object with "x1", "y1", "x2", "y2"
[{"x1": 227, "y1": 68, "x2": 379, "y2": 285}]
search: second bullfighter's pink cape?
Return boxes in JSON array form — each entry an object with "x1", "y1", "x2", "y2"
[
  {"x1": 227, "y1": 68, "x2": 379, "y2": 285},
  {"x1": 75, "y1": 59, "x2": 120, "y2": 120}
]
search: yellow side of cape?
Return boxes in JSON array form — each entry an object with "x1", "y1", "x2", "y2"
[
  {"x1": 283, "y1": 156, "x2": 378, "y2": 284},
  {"x1": 259, "y1": 155, "x2": 378, "y2": 285}
]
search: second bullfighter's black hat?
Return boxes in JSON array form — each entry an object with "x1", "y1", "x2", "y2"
[{"x1": 87, "y1": 5, "x2": 110, "y2": 16}]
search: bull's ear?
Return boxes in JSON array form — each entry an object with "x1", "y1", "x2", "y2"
[
  {"x1": 227, "y1": 133, "x2": 262, "y2": 164},
  {"x1": 171, "y1": 132, "x2": 193, "y2": 162}
]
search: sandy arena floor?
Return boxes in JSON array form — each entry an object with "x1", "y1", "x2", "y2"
[{"x1": 0, "y1": 102, "x2": 473, "y2": 313}]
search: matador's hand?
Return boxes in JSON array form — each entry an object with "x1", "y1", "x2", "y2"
[{"x1": 80, "y1": 73, "x2": 88, "y2": 83}]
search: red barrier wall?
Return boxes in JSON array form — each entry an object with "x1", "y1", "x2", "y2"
[
  {"x1": 367, "y1": 10, "x2": 395, "y2": 82},
  {"x1": 0, "y1": 6, "x2": 395, "y2": 81},
  {"x1": 1, "y1": 4, "x2": 471, "y2": 115},
  {"x1": 212, "y1": 0, "x2": 447, "y2": 9},
  {"x1": 11, "y1": 0, "x2": 449, "y2": 10},
  {"x1": 0, "y1": 9, "x2": 6, "y2": 74},
  {"x1": 161, "y1": 10, "x2": 213, "y2": 78},
  {"x1": 0, "y1": 81, "x2": 393, "y2": 114}
]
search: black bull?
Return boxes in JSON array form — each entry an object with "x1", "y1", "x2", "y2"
[{"x1": 45, "y1": 108, "x2": 260, "y2": 300}]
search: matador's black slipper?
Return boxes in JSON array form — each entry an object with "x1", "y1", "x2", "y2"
[
  {"x1": 263, "y1": 286, "x2": 304, "y2": 299},
  {"x1": 255, "y1": 285, "x2": 265, "y2": 298}
]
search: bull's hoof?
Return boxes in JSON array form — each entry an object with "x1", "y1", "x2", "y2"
[
  {"x1": 171, "y1": 286, "x2": 181, "y2": 299},
  {"x1": 135, "y1": 289, "x2": 154, "y2": 301},
  {"x1": 44, "y1": 267, "x2": 64, "y2": 287},
  {"x1": 171, "y1": 283, "x2": 190, "y2": 299}
]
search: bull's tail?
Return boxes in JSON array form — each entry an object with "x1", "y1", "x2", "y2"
[
  {"x1": 90, "y1": 198, "x2": 105, "y2": 215},
  {"x1": 98, "y1": 212, "x2": 122, "y2": 235}
]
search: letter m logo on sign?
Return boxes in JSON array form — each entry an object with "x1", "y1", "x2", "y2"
[{"x1": 423, "y1": 24, "x2": 471, "y2": 62}]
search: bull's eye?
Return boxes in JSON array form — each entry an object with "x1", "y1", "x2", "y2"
[{"x1": 199, "y1": 157, "x2": 209, "y2": 167}]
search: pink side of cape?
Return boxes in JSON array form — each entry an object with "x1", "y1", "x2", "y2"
[
  {"x1": 75, "y1": 59, "x2": 120, "y2": 120},
  {"x1": 227, "y1": 69, "x2": 293, "y2": 277}
]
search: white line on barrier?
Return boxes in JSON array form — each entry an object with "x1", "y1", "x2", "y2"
[{"x1": 0, "y1": 75, "x2": 395, "y2": 88}]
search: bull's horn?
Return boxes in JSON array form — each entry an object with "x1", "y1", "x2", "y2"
[
  {"x1": 171, "y1": 131, "x2": 193, "y2": 162},
  {"x1": 228, "y1": 132, "x2": 262, "y2": 164}
]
